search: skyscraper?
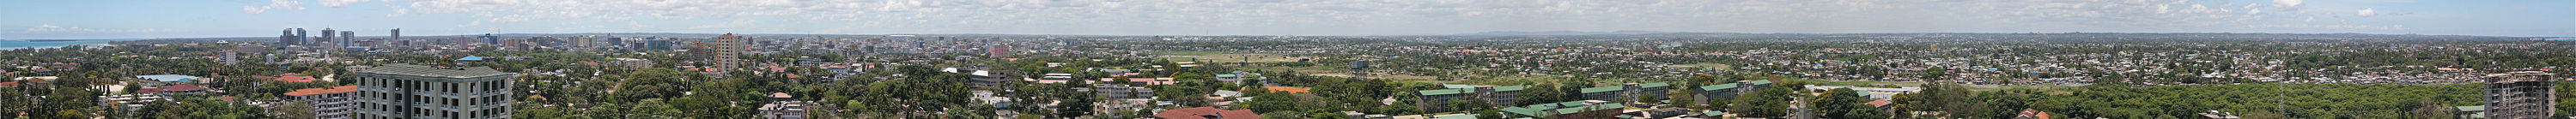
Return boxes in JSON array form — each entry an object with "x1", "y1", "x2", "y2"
[
  {"x1": 281, "y1": 28, "x2": 301, "y2": 45},
  {"x1": 295, "y1": 28, "x2": 309, "y2": 45},
  {"x1": 321, "y1": 28, "x2": 337, "y2": 45},
  {"x1": 2484, "y1": 71, "x2": 2558, "y2": 119},
  {"x1": 341, "y1": 31, "x2": 355, "y2": 50},
  {"x1": 391, "y1": 28, "x2": 402, "y2": 49},
  {"x1": 351, "y1": 64, "x2": 519, "y2": 119},
  {"x1": 481, "y1": 33, "x2": 499, "y2": 45}
]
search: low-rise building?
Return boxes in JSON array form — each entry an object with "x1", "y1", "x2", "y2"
[{"x1": 760, "y1": 101, "x2": 813, "y2": 119}]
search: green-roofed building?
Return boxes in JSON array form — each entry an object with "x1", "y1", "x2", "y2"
[
  {"x1": 1479, "y1": 86, "x2": 1528, "y2": 106},
  {"x1": 1632, "y1": 82, "x2": 1674, "y2": 104},
  {"x1": 1580, "y1": 86, "x2": 1626, "y2": 101},
  {"x1": 1418, "y1": 89, "x2": 1475, "y2": 112},
  {"x1": 1752, "y1": 80, "x2": 1772, "y2": 90},
  {"x1": 1696, "y1": 83, "x2": 1746, "y2": 105},
  {"x1": 1493, "y1": 101, "x2": 1628, "y2": 119}
]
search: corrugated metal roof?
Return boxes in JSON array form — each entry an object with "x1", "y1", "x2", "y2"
[
  {"x1": 1701, "y1": 83, "x2": 1740, "y2": 91},
  {"x1": 135, "y1": 74, "x2": 200, "y2": 82},
  {"x1": 1580, "y1": 86, "x2": 1625, "y2": 93},
  {"x1": 1419, "y1": 89, "x2": 1470, "y2": 96},
  {"x1": 1493, "y1": 86, "x2": 1530, "y2": 92},
  {"x1": 1640, "y1": 82, "x2": 1670, "y2": 88}
]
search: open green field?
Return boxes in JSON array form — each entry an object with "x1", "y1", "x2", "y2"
[{"x1": 1235, "y1": 65, "x2": 1577, "y2": 86}]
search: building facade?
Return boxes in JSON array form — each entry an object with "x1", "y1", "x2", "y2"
[
  {"x1": 285, "y1": 86, "x2": 363, "y2": 119},
  {"x1": 2482, "y1": 71, "x2": 2556, "y2": 119},
  {"x1": 352, "y1": 64, "x2": 519, "y2": 119}
]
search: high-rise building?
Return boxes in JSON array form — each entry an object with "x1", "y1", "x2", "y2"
[
  {"x1": 321, "y1": 28, "x2": 337, "y2": 45},
  {"x1": 480, "y1": 33, "x2": 499, "y2": 45},
  {"x1": 351, "y1": 64, "x2": 518, "y2": 119},
  {"x1": 282, "y1": 28, "x2": 301, "y2": 45},
  {"x1": 296, "y1": 28, "x2": 309, "y2": 45},
  {"x1": 391, "y1": 28, "x2": 403, "y2": 49},
  {"x1": 341, "y1": 31, "x2": 355, "y2": 50},
  {"x1": 2483, "y1": 71, "x2": 2557, "y2": 119},
  {"x1": 708, "y1": 33, "x2": 744, "y2": 71}
]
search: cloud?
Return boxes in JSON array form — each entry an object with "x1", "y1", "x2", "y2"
[
  {"x1": 2273, "y1": 0, "x2": 2303, "y2": 9},
  {"x1": 243, "y1": 6, "x2": 267, "y2": 14},
  {"x1": 321, "y1": 0, "x2": 370, "y2": 8},
  {"x1": 2357, "y1": 8, "x2": 2376, "y2": 17},
  {"x1": 241, "y1": 0, "x2": 306, "y2": 14},
  {"x1": 690, "y1": 19, "x2": 760, "y2": 29},
  {"x1": 308, "y1": 0, "x2": 2384, "y2": 34},
  {"x1": 23, "y1": 24, "x2": 166, "y2": 33}
]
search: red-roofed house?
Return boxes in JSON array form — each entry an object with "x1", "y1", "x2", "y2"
[
  {"x1": 1243, "y1": 86, "x2": 1311, "y2": 94},
  {"x1": 2016, "y1": 109, "x2": 2051, "y2": 119},
  {"x1": 1866, "y1": 99, "x2": 1894, "y2": 110},
  {"x1": 274, "y1": 75, "x2": 319, "y2": 82},
  {"x1": 1151, "y1": 107, "x2": 1261, "y2": 119}
]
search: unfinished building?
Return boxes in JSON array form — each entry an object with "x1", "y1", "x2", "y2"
[{"x1": 2482, "y1": 71, "x2": 2556, "y2": 119}]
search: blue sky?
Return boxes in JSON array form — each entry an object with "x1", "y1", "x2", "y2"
[{"x1": 2, "y1": 0, "x2": 2569, "y2": 39}]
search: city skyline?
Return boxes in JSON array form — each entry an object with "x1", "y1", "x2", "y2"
[{"x1": 4, "y1": 0, "x2": 2572, "y2": 39}]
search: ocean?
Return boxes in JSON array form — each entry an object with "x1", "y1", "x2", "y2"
[{"x1": 2, "y1": 39, "x2": 135, "y2": 50}]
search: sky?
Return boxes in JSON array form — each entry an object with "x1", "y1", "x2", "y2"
[{"x1": 2, "y1": 0, "x2": 2570, "y2": 39}]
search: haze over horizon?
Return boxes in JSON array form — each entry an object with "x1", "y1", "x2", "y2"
[{"x1": 4, "y1": 0, "x2": 2571, "y2": 39}]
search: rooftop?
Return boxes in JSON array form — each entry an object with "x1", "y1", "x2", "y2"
[
  {"x1": 135, "y1": 74, "x2": 201, "y2": 83},
  {"x1": 1700, "y1": 83, "x2": 1740, "y2": 91},
  {"x1": 358, "y1": 64, "x2": 517, "y2": 79},
  {"x1": 1580, "y1": 86, "x2": 1625, "y2": 93}
]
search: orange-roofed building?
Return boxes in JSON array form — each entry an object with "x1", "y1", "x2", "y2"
[
  {"x1": 274, "y1": 75, "x2": 319, "y2": 82},
  {"x1": 2016, "y1": 108, "x2": 2051, "y2": 119},
  {"x1": 1244, "y1": 86, "x2": 1310, "y2": 93},
  {"x1": 1151, "y1": 107, "x2": 1261, "y2": 119},
  {"x1": 283, "y1": 86, "x2": 361, "y2": 119}
]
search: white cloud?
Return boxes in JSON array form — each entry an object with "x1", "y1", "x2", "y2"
[
  {"x1": 2358, "y1": 8, "x2": 2376, "y2": 17},
  {"x1": 241, "y1": 0, "x2": 306, "y2": 14},
  {"x1": 243, "y1": 6, "x2": 267, "y2": 14},
  {"x1": 2273, "y1": 0, "x2": 2303, "y2": 9},
  {"x1": 308, "y1": 0, "x2": 2380, "y2": 34},
  {"x1": 321, "y1": 0, "x2": 370, "y2": 8},
  {"x1": 690, "y1": 19, "x2": 760, "y2": 29}
]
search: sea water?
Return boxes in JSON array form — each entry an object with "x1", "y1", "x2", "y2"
[{"x1": 1, "y1": 39, "x2": 132, "y2": 50}]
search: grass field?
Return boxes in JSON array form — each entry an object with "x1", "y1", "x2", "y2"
[{"x1": 1235, "y1": 65, "x2": 1583, "y2": 86}]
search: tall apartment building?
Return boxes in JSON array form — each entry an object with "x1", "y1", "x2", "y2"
[
  {"x1": 708, "y1": 33, "x2": 744, "y2": 71},
  {"x1": 284, "y1": 86, "x2": 362, "y2": 119},
  {"x1": 352, "y1": 64, "x2": 519, "y2": 119},
  {"x1": 2482, "y1": 71, "x2": 2557, "y2": 119}
]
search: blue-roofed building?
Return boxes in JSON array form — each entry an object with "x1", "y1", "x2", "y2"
[
  {"x1": 457, "y1": 56, "x2": 486, "y2": 62},
  {"x1": 133, "y1": 74, "x2": 202, "y2": 85}
]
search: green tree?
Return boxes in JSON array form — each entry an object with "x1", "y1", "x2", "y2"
[
  {"x1": 1817, "y1": 88, "x2": 1888, "y2": 119},
  {"x1": 1730, "y1": 84, "x2": 1795, "y2": 118}
]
